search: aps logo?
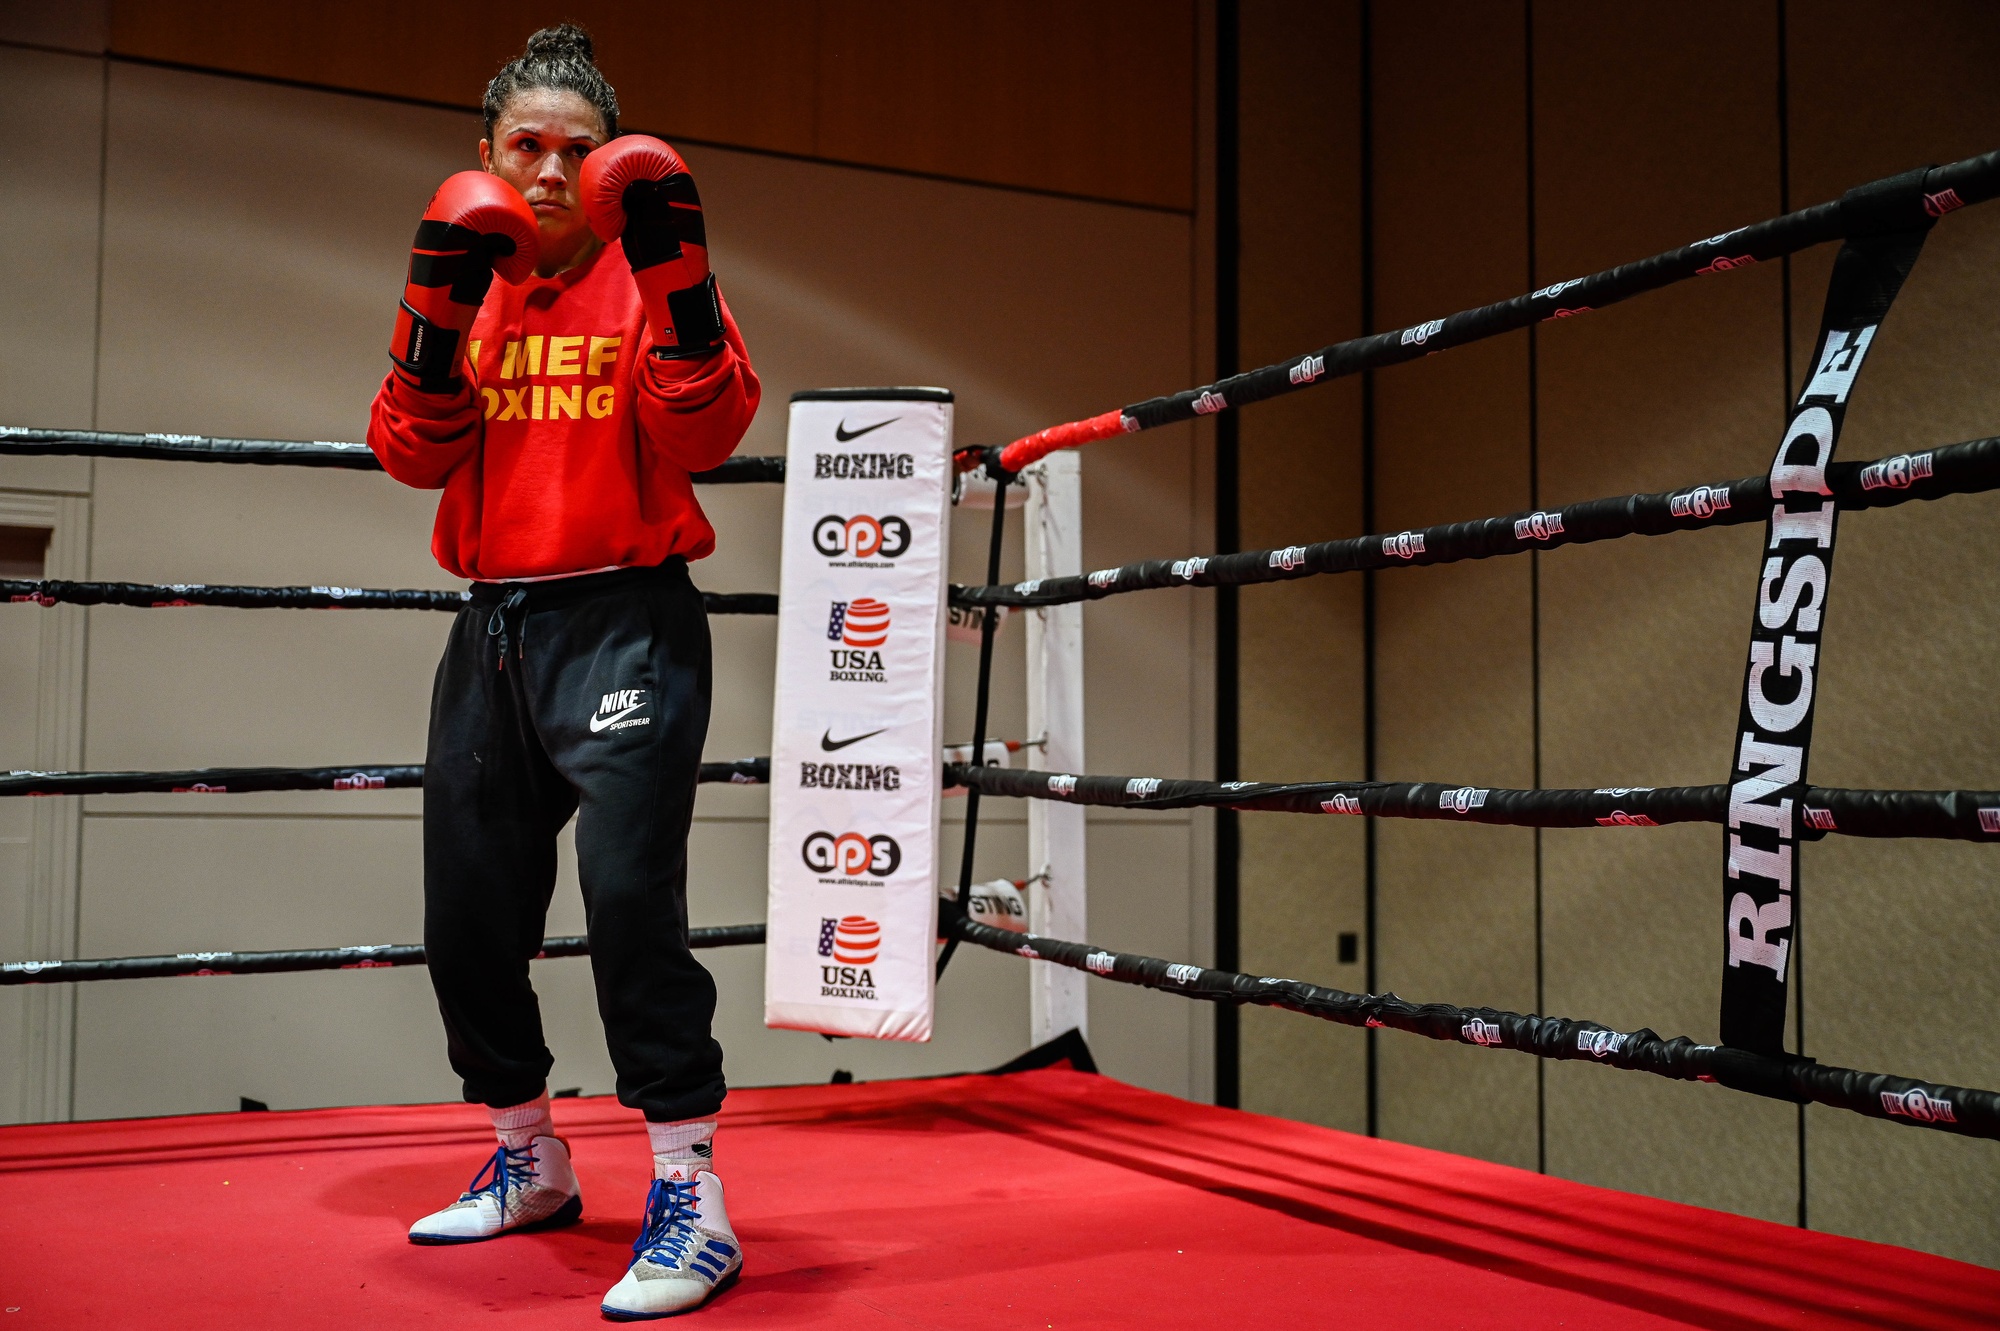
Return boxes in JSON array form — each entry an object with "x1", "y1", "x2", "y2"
[
  {"x1": 814, "y1": 514, "x2": 912, "y2": 562},
  {"x1": 802, "y1": 829, "x2": 903, "y2": 880}
]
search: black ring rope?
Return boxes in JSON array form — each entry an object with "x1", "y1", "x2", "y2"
[
  {"x1": 946, "y1": 763, "x2": 2000, "y2": 843},
  {"x1": 0, "y1": 426, "x2": 785, "y2": 483},
  {"x1": 2, "y1": 579, "x2": 777, "y2": 616},
  {"x1": 0, "y1": 758, "x2": 769, "y2": 797},
  {"x1": 952, "y1": 435, "x2": 2000, "y2": 610},
  {"x1": 944, "y1": 910, "x2": 2000, "y2": 1140},
  {"x1": 932, "y1": 160, "x2": 2000, "y2": 1129},
  {"x1": 0, "y1": 924, "x2": 766, "y2": 986},
  {"x1": 975, "y1": 151, "x2": 2000, "y2": 475},
  {"x1": 935, "y1": 472, "x2": 1013, "y2": 979}
]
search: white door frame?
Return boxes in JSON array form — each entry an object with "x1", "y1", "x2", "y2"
[{"x1": 0, "y1": 489, "x2": 90, "y2": 1122}]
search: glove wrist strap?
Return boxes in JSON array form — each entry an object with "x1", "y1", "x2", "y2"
[
  {"x1": 390, "y1": 300, "x2": 464, "y2": 394},
  {"x1": 649, "y1": 274, "x2": 726, "y2": 361}
]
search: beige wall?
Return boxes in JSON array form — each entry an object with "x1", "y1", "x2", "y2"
[
  {"x1": 1785, "y1": 0, "x2": 2000, "y2": 1263},
  {"x1": 1239, "y1": 0, "x2": 2000, "y2": 1268},
  {"x1": 0, "y1": 40, "x2": 1213, "y2": 1120},
  {"x1": 1234, "y1": 0, "x2": 1367, "y2": 1132},
  {"x1": 56, "y1": 0, "x2": 1199, "y2": 210}
]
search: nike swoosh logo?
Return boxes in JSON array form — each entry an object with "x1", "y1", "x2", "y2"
[
  {"x1": 834, "y1": 418, "x2": 897, "y2": 442},
  {"x1": 590, "y1": 704, "x2": 646, "y2": 733},
  {"x1": 820, "y1": 726, "x2": 887, "y2": 752}
]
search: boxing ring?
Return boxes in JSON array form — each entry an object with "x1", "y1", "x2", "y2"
[
  {"x1": 8, "y1": 149, "x2": 2000, "y2": 1324},
  {"x1": 7, "y1": 1064, "x2": 1995, "y2": 1328}
]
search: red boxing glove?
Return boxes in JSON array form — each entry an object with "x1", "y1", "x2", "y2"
[
  {"x1": 580, "y1": 135, "x2": 725, "y2": 359},
  {"x1": 389, "y1": 172, "x2": 539, "y2": 393}
]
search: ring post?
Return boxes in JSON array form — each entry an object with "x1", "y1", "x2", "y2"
[{"x1": 1023, "y1": 451, "x2": 1088, "y2": 1042}]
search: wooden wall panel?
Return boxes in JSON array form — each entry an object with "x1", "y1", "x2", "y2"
[
  {"x1": 1235, "y1": 0, "x2": 1366, "y2": 1133},
  {"x1": 1237, "y1": 0, "x2": 2000, "y2": 1264},
  {"x1": 814, "y1": 0, "x2": 1194, "y2": 209},
  {"x1": 1369, "y1": 0, "x2": 1537, "y2": 1170},
  {"x1": 1532, "y1": 0, "x2": 1795, "y2": 1222},
  {"x1": 1785, "y1": 0, "x2": 2000, "y2": 1268},
  {"x1": 104, "y1": 0, "x2": 1192, "y2": 209},
  {"x1": 107, "y1": 1, "x2": 820, "y2": 155}
]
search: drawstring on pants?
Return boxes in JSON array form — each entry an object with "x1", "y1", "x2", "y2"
[{"x1": 487, "y1": 587, "x2": 529, "y2": 670}]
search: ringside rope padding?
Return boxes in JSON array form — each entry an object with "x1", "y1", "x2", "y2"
[
  {"x1": 0, "y1": 758, "x2": 769, "y2": 797},
  {"x1": 1, "y1": 579, "x2": 779, "y2": 617},
  {"x1": 977, "y1": 150, "x2": 2000, "y2": 475},
  {"x1": 952, "y1": 436, "x2": 2000, "y2": 609},
  {"x1": 945, "y1": 763, "x2": 2000, "y2": 843},
  {"x1": 1717, "y1": 172, "x2": 1935, "y2": 1054},
  {"x1": 0, "y1": 426, "x2": 787, "y2": 483},
  {"x1": 945, "y1": 910, "x2": 2000, "y2": 1139},
  {"x1": 0, "y1": 924, "x2": 767, "y2": 986}
]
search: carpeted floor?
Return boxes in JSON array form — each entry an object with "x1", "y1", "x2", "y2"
[{"x1": 1, "y1": 1066, "x2": 1993, "y2": 1328}]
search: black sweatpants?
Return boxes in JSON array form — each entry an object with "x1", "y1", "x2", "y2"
[{"x1": 424, "y1": 558, "x2": 724, "y2": 1123}]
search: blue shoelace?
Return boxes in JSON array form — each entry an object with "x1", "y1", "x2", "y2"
[
  {"x1": 463, "y1": 1143, "x2": 537, "y2": 1205},
  {"x1": 631, "y1": 1177, "x2": 704, "y2": 1268}
]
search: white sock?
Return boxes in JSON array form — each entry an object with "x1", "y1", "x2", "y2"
[
  {"x1": 647, "y1": 1117, "x2": 716, "y2": 1181},
  {"x1": 489, "y1": 1091, "x2": 554, "y2": 1151}
]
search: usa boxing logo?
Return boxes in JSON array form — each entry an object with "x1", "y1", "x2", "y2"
[
  {"x1": 817, "y1": 914, "x2": 880, "y2": 964},
  {"x1": 829, "y1": 598, "x2": 891, "y2": 683},
  {"x1": 801, "y1": 830, "x2": 902, "y2": 880},
  {"x1": 813, "y1": 513, "x2": 912, "y2": 564},
  {"x1": 818, "y1": 915, "x2": 880, "y2": 999}
]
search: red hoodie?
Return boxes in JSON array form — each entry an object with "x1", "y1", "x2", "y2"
[{"x1": 367, "y1": 239, "x2": 760, "y2": 581}]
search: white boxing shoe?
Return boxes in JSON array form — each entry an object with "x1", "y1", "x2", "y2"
[
  {"x1": 600, "y1": 1172, "x2": 742, "y2": 1319},
  {"x1": 408, "y1": 1135, "x2": 583, "y2": 1244}
]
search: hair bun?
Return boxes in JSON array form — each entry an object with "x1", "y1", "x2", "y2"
[{"x1": 523, "y1": 23, "x2": 593, "y2": 63}]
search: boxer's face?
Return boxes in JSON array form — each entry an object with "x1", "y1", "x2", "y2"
[{"x1": 481, "y1": 88, "x2": 607, "y2": 272}]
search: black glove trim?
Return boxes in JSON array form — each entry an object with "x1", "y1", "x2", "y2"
[
  {"x1": 389, "y1": 300, "x2": 464, "y2": 395},
  {"x1": 409, "y1": 220, "x2": 499, "y2": 305},
  {"x1": 622, "y1": 174, "x2": 708, "y2": 271},
  {"x1": 651, "y1": 274, "x2": 726, "y2": 360}
]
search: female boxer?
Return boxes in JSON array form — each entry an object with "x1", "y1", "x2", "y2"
[{"x1": 367, "y1": 24, "x2": 756, "y2": 1318}]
